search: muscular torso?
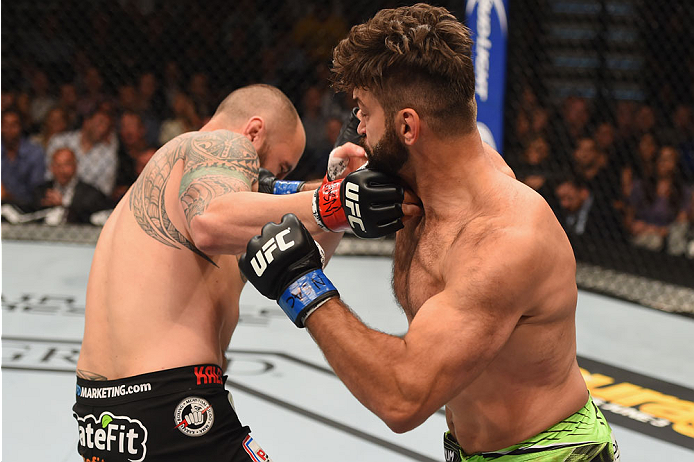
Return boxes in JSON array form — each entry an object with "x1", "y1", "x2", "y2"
[
  {"x1": 393, "y1": 168, "x2": 588, "y2": 454},
  {"x1": 77, "y1": 132, "x2": 247, "y2": 380}
]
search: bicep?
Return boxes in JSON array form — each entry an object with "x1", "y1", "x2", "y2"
[{"x1": 403, "y1": 286, "x2": 521, "y2": 401}]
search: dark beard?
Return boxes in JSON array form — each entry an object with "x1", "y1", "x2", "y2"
[{"x1": 362, "y1": 119, "x2": 409, "y2": 177}]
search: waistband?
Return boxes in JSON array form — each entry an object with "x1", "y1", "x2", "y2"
[
  {"x1": 75, "y1": 364, "x2": 226, "y2": 405},
  {"x1": 446, "y1": 394, "x2": 614, "y2": 461}
]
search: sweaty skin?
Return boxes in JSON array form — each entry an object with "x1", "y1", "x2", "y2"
[
  {"x1": 76, "y1": 126, "x2": 344, "y2": 380},
  {"x1": 303, "y1": 89, "x2": 588, "y2": 454}
]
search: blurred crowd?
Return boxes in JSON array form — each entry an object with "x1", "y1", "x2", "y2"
[
  {"x1": 1, "y1": 0, "x2": 693, "y2": 259},
  {"x1": 506, "y1": 88, "x2": 694, "y2": 259},
  {"x1": 1, "y1": 1, "x2": 376, "y2": 224}
]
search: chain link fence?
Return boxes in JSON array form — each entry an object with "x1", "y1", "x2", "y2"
[
  {"x1": 2, "y1": 1, "x2": 693, "y2": 312},
  {"x1": 505, "y1": 0, "x2": 694, "y2": 294}
]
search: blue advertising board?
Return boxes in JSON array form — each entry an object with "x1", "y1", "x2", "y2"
[{"x1": 465, "y1": 0, "x2": 508, "y2": 153}]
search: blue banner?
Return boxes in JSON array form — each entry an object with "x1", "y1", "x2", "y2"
[{"x1": 465, "y1": 0, "x2": 509, "y2": 153}]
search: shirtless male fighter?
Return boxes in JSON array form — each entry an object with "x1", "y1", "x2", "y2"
[
  {"x1": 240, "y1": 5, "x2": 619, "y2": 461},
  {"x1": 72, "y1": 83, "x2": 404, "y2": 461}
]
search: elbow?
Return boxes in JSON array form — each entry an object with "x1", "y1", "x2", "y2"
[
  {"x1": 189, "y1": 214, "x2": 219, "y2": 254},
  {"x1": 376, "y1": 389, "x2": 428, "y2": 433},
  {"x1": 380, "y1": 404, "x2": 425, "y2": 434},
  {"x1": 189, "y1": 213, "x2": 246, "y2": 256}
]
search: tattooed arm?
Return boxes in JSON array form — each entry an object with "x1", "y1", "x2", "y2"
[{"x1": 179, "y1": 130, "x2": 332, "y2": 256}]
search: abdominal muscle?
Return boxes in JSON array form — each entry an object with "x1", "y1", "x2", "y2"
[
  {"x1": 443, "y1": 329, "x2": 589, "y2": 454},
  {"x1": 76, "y1": 193, "x2": 244, "y2": 380}
]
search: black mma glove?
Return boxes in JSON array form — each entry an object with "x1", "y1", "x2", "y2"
[
  {"x1": 257, "y1": 168, "x2": 305, "y2": 195},
  {"x1": 334, "y1": 107, "x2": 362, "y2": 149},
  {"x1": 313, "y1": 168, "x2": 405, "y2": 238},
  {"x1": 238, "y1": 213, "x2": 339, "y2": 328}
]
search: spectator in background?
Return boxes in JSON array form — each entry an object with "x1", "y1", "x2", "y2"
[
  {"x1": 571, "y1": 137, "x2": 618, "y2": 201},
  {"x1": 554, "y1": 175, "x2": 627, "y2": 243},
  {"x1": 76, "y1": 66, "x2": 106, "y2": 118},
  {"x1": 287, "y1": 85, "x2": 332, "y2": 180},
  {"x1": 1, "y1": 91, "x2": 17, "y2": 112},
  {"x1": 137, "y1": 71, "x2": 164, "y2": 145},
  {"x1": 665, "y1": 104, "x2": 694, "y2": 178},
  {"x1": 135, "y1": 147, "x2": 157, "y2": 177},
  {"x1": 593, "y1": 121, "x2": 618, "y2": 165},
  {"x1": 32, "y1": 147, "x2": 111, "y2": 224},
  {"x1": 138, "y1": 71, "x2": 164, "y2": 117},
  {"x1": 188, "y1": 72, "x2": 214, "y2": 119},
  {"x1": 159, "y1": 92, "x2": 201, "y2": 145},
  {"x1": 1, "y1": 108, "x2": 46, "y2": 208},
  {"x1": 667, "y1": 189, "x2": 694, "y2": 258},
  {"x1": 46, "y1": 109, "x2": 118, "y2": 196},
  {"x1": 117, "y1": 83, "x2": 139, "y2": 113},
  {"x1": 113, "y1": 111, "x2": 150, "y2": 201},
  {"x1": 292, "y1": 2, "x2": 348, "y2": 65},
  {"x1": 615, "y1": 100, "x2": 636, "y2": 140},
  {"x1": 513, "y1": 86, "x2": 549, "y2": 149},
  {"x1": 628, "y1": 145, "x2": 691, "y2": 251},
  {"x1": 508, "y1": 135, "x2": 556, "y2": 197},
  {"x1": 162, "y1": 61, "x2": 183, "y2": 110},
  {"x1": 58, "y1": 83, "x2": 80, "y2": 130},
  {"x1": 631, "y1": 132, "x2": 659, "y2": 182},
  {"x1": 301, "y1": 85, "x2": 332, "y2": 155},
  {"x1": 28, "y1": 69, "x2": 56, "y2": 131},
  {"x1": 510, "y1": 86, "x2": 541, "y2": 149},
  {"x1": 634, "y1": 104, "x2": 657, "y2": 139},
  {"x1": 30, "y1": 107, "x2": 68, "y2": 150},
  {"x1": 325, "y1": 115, "x2": 343, "y2": 147},
  {"x1": 551, "y1": 96, "x2": 590, "y2": 162}
]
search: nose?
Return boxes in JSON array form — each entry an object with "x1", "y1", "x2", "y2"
[{"x1": 357, "y1": 117, "x2": 366, "y2": 136}]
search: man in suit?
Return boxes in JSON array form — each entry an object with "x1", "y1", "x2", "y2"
[
  {"x1": 554, "y1": 174, "x2": 627, "y2": 243},
  {"x1": 33, "y1": 147, "x2": 112, "y2": 224}
]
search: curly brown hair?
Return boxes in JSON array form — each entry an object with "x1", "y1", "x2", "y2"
[{"x1": 331, "y1": 3, "x2": 476, "y2": 136}]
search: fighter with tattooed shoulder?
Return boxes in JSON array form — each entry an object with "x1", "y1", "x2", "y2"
[{"x1": 73, "y1": 84, "x2": 419, "y2": 461}]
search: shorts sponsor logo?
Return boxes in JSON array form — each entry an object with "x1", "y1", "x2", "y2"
[
  {"x1": 74, "y1": 411, "x2": 148, "y2": 461},
  {"x1": 194, "y1": 365, "x2": 223, "y2": 385},
  {"x1": 174, "y1": 396, "x2": 214, "y2": 437},
  {"x1": 243, "y1": 435, "x2": 272, "y2": 461},
  {"x1": 77, "y1": 382, "x2": 152, "y2": 398}
]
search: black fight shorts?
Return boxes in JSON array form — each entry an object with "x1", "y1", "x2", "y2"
[{"x1": 72, "y1": 364, "x2": 273, "y2": 461}]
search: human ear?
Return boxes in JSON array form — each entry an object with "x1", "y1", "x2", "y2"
[
  {"x1": 243, "y1": 116, "x2": 265, "y2": 143},
  {"x1": 397, "y1": 109, "x2": 419, "y2": 145}
]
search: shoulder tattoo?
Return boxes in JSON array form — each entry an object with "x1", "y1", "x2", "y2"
[{"x1": 129, "y1": 131, "x2": 259, "y2": 266}]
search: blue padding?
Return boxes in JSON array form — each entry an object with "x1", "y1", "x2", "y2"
[
  {"x1": 278, "y1": 270, "x2": 337, "y2": 325},
  {"x1": 273, "y1": 181, "x2": 303, "y2": 195}
]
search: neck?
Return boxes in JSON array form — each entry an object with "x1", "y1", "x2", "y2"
[
  {"x1": 4, "y1": 139, "x2": 20, "y2": 156},
  {"x1": 200, "y1": 117, "x2": 232, "y2": 132},
  {"x1": 398, "y1": 130, "x2": 491, "y2": 219},
  {"x1": 80, "y1": 132, "x2": 95, "y2": 151}
]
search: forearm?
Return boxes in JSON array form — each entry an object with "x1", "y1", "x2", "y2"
[
  {"x1": 305, "y1": 298, "x2": 428, "y2": 432},
  {"x1": 301, "y1": 179, "x2": 323, "y2": 191},
  {"x1": 191, "y1": 191, "x2": 326, "y2": 255}
]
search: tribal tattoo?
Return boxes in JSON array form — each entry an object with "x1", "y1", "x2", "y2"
[{"x1": 129, "y1": 131, "x2": 259, "y2": 265}]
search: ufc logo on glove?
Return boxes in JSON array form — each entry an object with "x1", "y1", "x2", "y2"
[
  {"x1": 344, "y1": 182, "x2": 366, "y2": 233},
  {"x1": 250, "y1": 229, "x2": 295, "y2": 276},
  {"x1": 238, "y1": 214, "x2": 338, "y2": 328}
]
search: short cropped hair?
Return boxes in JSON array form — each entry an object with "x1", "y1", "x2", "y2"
[
  {"x1": 214, "y1": 84, "x2": 300, "y2": 130},
  {"x1": 331, "y1": 3, "x2": 476, "y2": 136}
]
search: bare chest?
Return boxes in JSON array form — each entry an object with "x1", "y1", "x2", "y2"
[{"x1": 392, "y1": 218, "x2": 449, "y2": 320}]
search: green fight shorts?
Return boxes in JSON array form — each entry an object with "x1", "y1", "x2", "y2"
[{"x1": 443, "y1": 396, "x2": 619, "y2": 461}]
